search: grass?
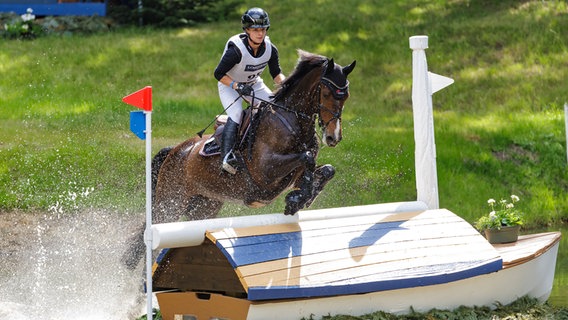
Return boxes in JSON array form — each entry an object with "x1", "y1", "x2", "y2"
[
  {"x1": 1, "y1": 1, "x2": 567, "y2": 225},
  {"x1": 137, "y1": 296, "x2": 568, "y2": 320},
  {"x1": 1, "y1": 1, "x2": 568, "y2": 319}
]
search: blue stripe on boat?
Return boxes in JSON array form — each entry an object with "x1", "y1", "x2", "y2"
[{"x1": 246, "y1": 259, "x2": 503, "y2": 300}]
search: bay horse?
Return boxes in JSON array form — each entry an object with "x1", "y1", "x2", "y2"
[{"x1": 123, "y1": 50, "x2": 356, "y2": 269}]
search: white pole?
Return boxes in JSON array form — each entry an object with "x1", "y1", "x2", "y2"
[
  {"x1": 151, "y1": 201, "x2": 429, "y2": 249},
  {"x1": 565, "y1": 103, "x2": 568, "y2": 165},
  {"x1": 144, "y1": 110, "x2": 153, "y2": 320},
  {"x1": 410, "y1": 35, "x2": 439, "y2": 209}
]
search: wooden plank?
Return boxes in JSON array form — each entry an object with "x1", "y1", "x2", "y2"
[
  {"x1": 238, "y1": 236, "x2": 499, "y2": 288},
  {"x1": 152, "y1": 239, "x2": 246, "y2": 295},
  {"x1": 214, "y1": 217, "x2": 478, "y2": 268},
  {"x1": 493, "y1": 232, "x2": 561, "y2": 268},
  {"x1": 211, "y1": 213, "x2": 464, "y2": 250},
  {"x1": 205, "y1": 209, "x2": 504, "y2": 300},
  {"x1": 236, "y1": 233, "x2": 490, "y2": 279},
  {"x1": 207, "y1": 210, "x2": 434, "y2": 242},
  {"x1": 245, "y1": 257, "x2": 503, "y2": 300}
]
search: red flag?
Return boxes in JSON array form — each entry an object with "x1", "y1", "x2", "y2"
[{"x1": 123, "y1": 86, "x2": 152, "y2": 111}]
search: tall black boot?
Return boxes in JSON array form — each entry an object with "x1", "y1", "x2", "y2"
[{"x1": 220, "y1": 118, "x2": 239, "y2": 174}]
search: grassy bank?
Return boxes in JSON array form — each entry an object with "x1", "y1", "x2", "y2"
[
  {"x1": 1, "y1": 0, "x2": 567, "y2": 228},
  {"x1": 137, "y1": 296, "x2": 568, "y2": 320}
]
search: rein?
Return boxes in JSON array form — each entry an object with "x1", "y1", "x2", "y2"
[{"x1": 249, "y1": 59, "x2": 349, "y2": 132}]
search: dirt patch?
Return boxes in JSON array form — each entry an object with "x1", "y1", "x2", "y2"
[{"x1": 492, "y1": 144, "x2": 539, "y2": 164}]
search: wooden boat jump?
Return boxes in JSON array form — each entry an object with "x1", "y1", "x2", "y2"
[
  {"x1": 145, "y1": 35, "x2": 561, "y2": 319},
  {"x1": 151, "y1": 203, "x2": 561, "y2": 320}
]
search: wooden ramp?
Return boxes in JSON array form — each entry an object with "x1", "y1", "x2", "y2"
[{"x1": 153, "y1": 209, "x2": 503, "y2": 301}]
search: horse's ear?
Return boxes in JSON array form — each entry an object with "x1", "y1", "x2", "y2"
[
  {"x1": 343, "y1": 60, "x2": 356, "y2": 77},
  {"x1": 325, "y1": 58, "x2": 335, "y2": 75}
]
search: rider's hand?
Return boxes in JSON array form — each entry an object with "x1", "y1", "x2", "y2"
[{"x1": 235, "y1": 83, "x2": 253, "y2": 96}]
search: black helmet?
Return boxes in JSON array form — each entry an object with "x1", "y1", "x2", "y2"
[{"x1": 241, "y1": 7, "x2": 270, "y2": 30}]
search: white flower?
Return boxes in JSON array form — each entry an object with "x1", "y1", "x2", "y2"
[
  {"x1": 487, "y1": 199, "x2": 496, "y2": 205},
  {"x1": 506, "y1": 203, "x2": 514, "y2": 209},
  {"x1": 511, "y1": 194, "x2": 520, "y2": 202},
  {"x1": 21, "y1": 8, "x2": 35, "y2": 22},
  {"x1": 489, "y1": 211, "x2": 496, "y2": 218}
]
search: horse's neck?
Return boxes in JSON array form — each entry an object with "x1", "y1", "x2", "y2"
[{"x1": 283, "y1": 73, "x2": 320, "y2": 115}]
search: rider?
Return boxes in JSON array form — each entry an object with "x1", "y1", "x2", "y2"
[{"x1": 214, "y1": 7, "x2": 285, "y2": 174}]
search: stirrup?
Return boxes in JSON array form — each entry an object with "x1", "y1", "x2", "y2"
[{"x1": 222, "y1": 152, "x2": 238, "y2": 174}]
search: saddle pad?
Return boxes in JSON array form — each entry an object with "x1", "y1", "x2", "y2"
[
  {"x1": 199, "y1": 137, "x2": 221, "y2": 157},
  {"x1": 206, "y1": 209, "x2": 503, "y2": 301}
]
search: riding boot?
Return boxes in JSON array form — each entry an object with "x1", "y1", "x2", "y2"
[{"x1": 220, "y1": 118, "x2": 239, "y2": 174}]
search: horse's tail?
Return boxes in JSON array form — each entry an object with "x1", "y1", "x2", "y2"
[{"x1": 151, "y1": 146, "x2": 173, "y2": 201}]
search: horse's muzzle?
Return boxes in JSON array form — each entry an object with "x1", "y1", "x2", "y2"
[
  {"x1": 322, "y1": 119, "x2": 342, "y2": 147},
  {"x1": 323, "y1": 129, "x2": 342, "y2": 147}
]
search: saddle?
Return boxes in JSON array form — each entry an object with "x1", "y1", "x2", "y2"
[{"x1": 199, "y1": 106, "x2": 258, "y2": 157}]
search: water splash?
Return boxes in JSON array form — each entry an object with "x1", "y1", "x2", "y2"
[{"x1": 0, "y1": 209, "x2": 149, "y2": 319}]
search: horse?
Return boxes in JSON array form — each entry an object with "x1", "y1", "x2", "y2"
[{"x1": 123, "y1": 50, "x2": 356, "y2": 269}]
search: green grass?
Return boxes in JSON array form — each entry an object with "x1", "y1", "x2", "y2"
[
  {"x1": 136, "y1": 296, "x2": 568, "y2": 320},
  {"x1": 1, "y1": 0, "x2": 568, "y2": 229}
]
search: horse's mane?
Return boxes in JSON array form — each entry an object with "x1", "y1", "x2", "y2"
[{"x1": 272, "y1": 50, "x2": 327, "y2": 102}]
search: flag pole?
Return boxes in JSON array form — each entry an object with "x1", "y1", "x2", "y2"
[
  {"x1": 123, "y1": 86, "x2": 153, "y2": 320},
  {"x1": 144, "y1": 109, "x2": 153, "y2": 320}
]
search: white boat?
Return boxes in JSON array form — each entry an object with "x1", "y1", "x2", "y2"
[{"x1": 150, "y1": 202, "x2": 561, "y2": 320}]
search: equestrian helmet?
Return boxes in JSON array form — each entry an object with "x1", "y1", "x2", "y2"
[{"x1": 242, "y1": 7, "x2": 270, "y2": 30}]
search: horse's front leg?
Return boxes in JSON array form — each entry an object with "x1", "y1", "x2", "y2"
[
  {"x1": 284, "y1": 151, "x2": 316, "y2": 215},
  {"x1": 304, "y1": 164, "x2": 335, "y2": 208}
]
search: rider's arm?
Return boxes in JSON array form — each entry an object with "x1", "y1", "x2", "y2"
[
  {"x1": 268, "y1": 44, "x2": 285, "y2": 85},
  {"x1": 214, "y1": 43, "x2": 241, "y2": 88}
]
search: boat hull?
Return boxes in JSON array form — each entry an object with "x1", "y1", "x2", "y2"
[{"x1": 246, "y1": 239, "x2": 559, "y2": 319}]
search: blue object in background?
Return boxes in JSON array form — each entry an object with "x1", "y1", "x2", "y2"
[{"x1": 130, "y1": 110, "x2": 146, "y2": 140}]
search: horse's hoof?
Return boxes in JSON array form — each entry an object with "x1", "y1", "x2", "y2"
[{"x1": 284, "y1": 191, "x2": 305, "y2": 215}]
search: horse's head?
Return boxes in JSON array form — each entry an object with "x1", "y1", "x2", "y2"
[
  {"x1": 317, "y1": 58, "x2": 356, "y2": 147},
  {"x1": 272, "y1": 51, "x2": 356, "y2": 147}
]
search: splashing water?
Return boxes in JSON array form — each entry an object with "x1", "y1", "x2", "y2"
[{"x1": 0, "y1": 209, "x2": 150, "y2": 319}]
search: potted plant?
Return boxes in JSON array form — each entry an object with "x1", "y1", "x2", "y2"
[{"x1": 474, "y1": 194, "x2": 524, "y2": 244}]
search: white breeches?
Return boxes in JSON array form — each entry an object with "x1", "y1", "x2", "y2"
[{"x1": 217, "y1": 78, "x2": 273, "y2": 124}]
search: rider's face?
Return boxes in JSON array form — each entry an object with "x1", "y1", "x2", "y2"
[{"x1": 246, "y1": 28, "x2": 267, "y2": 45}]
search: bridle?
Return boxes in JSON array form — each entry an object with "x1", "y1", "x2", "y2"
[
  {"x1": 243, "y1": 59, "x2": 349, "y2": 132},
  {"x1": 316, "y1": 60, "x2": 349, "y2": 130},
  {"x1": 317, "y1": 80, "x2": 349, "y2": 129}
]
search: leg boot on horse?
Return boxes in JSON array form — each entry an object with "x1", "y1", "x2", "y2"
[
  {"x1": 284, "y1": 151, "x2": 316, "y2": 215},
  {"x1": 221, "y1": 117, "x2": 240, "y2": 174}
]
